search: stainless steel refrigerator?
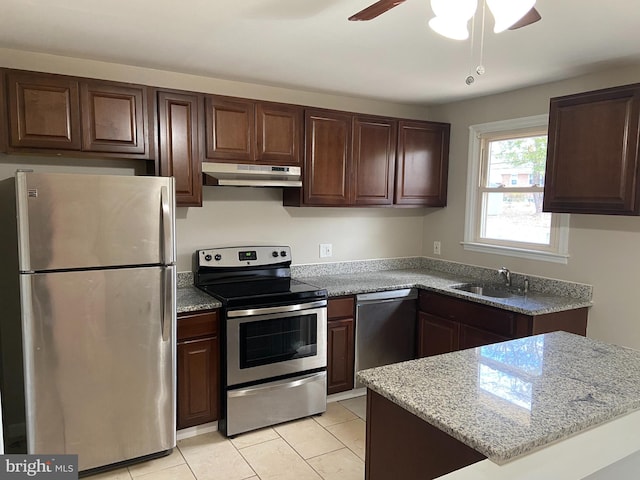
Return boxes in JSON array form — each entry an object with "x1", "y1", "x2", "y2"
[{"x1": 0, "y1": 171, "x2": 176, "y2": 472}]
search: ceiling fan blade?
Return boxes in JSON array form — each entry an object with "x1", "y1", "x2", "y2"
[
  {"x1": 348, "y1": 0, "x2": 407, "y2": 21},
  {"x1": 508, "y1": 7, "x2": 542, "y2": 30}
]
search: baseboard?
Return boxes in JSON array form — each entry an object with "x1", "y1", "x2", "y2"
[
  {"x1": 176, "y1": 421, "x2": 218, "y2": 441},
  {"x1": 327, "y1": 388, "x2": 366, "y2": 403}
]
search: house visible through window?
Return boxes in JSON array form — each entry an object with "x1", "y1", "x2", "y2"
[{"x1": 463, "y1": 115, "x2": 569, "y2": 264}]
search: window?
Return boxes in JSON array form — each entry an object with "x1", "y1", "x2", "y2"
[{"x1": 463, "y1": 115, "x2": 569, "y2": 263}]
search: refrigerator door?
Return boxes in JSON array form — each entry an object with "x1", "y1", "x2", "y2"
[
  {"x1": 20, "y1": 266, "x2": 176, "y2": 471},
  {"x1": 16, "y1": 172, "x2": 176, "y2": 272}
]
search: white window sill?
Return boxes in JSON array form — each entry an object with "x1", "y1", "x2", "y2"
[{"x1": 461, "y1": 242, "x2": 569, "y2": 264}]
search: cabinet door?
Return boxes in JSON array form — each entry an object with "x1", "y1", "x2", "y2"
[
  {"x1": 6, "y1": 71, "x2": 81, "y2": 150},
  {"x1": 327, "y1": 318, "x2": 355, "y2": 394},
  {"x1": 395, "y1": 121, "x2": 450, "y2": 206},
  {"x1": 459, "y1": 324, "x2": 508, "y2": 350},
  {"x1": 256, "y1": 102, "x2": 302, "y2": 165},
  {"x1": 417, "y1": 312, "x2": 459, "y2": 358},
  {"x1": 304, "y1": 110, "x2": 352, "y2": 206},
  {"x1": 205, "y1": 96, "x2": 255, "y2": 161},
  {"x1": 352, "y1": 116, "x2": 396, "y2": 205},
  {"x1": 158, "y1": 90, "x2": 203, "y2": 207},
  {"x1": 80, "y1": 81, "x2": 150, "y2": 156},
  {"x1": 177, "y1": 337, "x2": 219, "y2": 429},
  {"x1": 544, "y1": 86, "x2": 640, "y2": 215}
]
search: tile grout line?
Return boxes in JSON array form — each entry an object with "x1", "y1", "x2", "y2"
[
  {"x1": 175, "y1": 444, "x2": 199, "y2": 480},
  {"x1": 325, "y1": 418, "x2": 367, "y2": 462},
  {"x1": 229, "y1": 437, "x2": 261, "y2": 480}
]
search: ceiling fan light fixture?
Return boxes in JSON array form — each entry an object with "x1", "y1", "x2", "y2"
[
  {"x1": 430, "y1": 0, "x2": 477, "y2": 19},
  {"x1": 428, "y1": 0, "x2": 477, "y2": 40},
  {"x1": 428, "y1": 16, "x2": 470, "y2": 40},
  {"x1": 486, "y1": 0, "x2": 536, "y2": 33}
]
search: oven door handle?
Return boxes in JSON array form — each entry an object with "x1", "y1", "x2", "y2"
[
  {"x1": 228, "y1": 371, "x2": 326, "y2": 398},
  {"x1": 227, "y1": 300, "x2": 327, "y2": 318}
]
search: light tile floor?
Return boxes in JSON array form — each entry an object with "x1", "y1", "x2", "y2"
[{"x1": 89, "y1": 395, "x2": 367, "y2": 480}]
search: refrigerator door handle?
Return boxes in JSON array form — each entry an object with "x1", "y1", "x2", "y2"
[
  {"x1": 160, "y1": 185, "x2": 172, "y2": 265},
  {"x1": 161, "y1": 267, "x2": 173, "y2": 342}
]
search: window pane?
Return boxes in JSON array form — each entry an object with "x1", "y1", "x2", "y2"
[
  {"x1": 485, "y1": 136, "x2": 547, "y2": 188},
  {"x1": 481, "y1": 192, "x2": 552, "y2": 245}
]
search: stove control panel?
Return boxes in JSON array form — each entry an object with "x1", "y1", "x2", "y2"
[{"x1": 197, "y1": 246, "x2": 291, "y2": 268}]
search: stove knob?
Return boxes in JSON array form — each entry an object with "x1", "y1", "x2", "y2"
[
  {"x1": 204, "y1": 254, "x2": 212, "y2": 262},
  {"x1": 272, "y1": 251, "x2": 279, "y2": 258},
  {"x1": 280, "y1": 250, "x2": 287, "y2": 257},
  {"x1": 214, "y1": 254, "x2": 222, "y2": 261}
]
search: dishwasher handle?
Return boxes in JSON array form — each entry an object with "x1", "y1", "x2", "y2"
[{"x1": 356, "y1": 288, "x2": 418, "y2": 304}]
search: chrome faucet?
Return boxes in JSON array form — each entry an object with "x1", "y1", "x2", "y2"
[{"x1": 498, "y1": 267, "x2": 511, "y2": 287}]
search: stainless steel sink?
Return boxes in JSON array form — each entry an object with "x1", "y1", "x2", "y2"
[{"x1": 451, "y1": 283, "x2": 521, "y2": 298}]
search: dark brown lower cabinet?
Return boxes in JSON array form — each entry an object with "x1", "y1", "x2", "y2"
[
  {"x1": 417, "y1": 312, "x2": 459, "y2": 357},
  {"x1": 417, "y1": 290, "x2": 588, "y2": 357},
  {"x1": 177, "y1": 310, "x2": 219, "y2": 429},
  {"x1": 327, "y1": 296, "x2": 355, "y2": 395},
  {"x1": 365, "y1": 390, "x2": 485, "y2": 480}
]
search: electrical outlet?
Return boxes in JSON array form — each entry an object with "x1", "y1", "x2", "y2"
[
  {"x1": 319, "y1": 243, "x2": 333, "y2": 258},
  {"x1": 433, "y1": 241, "x2": 441, "y2": 255}
]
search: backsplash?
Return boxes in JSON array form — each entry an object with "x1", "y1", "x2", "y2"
[
  {"x1": 177, "y1": 272, "x2": 194, "y2": 288},
  {"x1": 292, "y1": 256, "x2": 593, "y2": 302},
  {"x1": 180, "y1": 256, "x2": 593, "y2": 301},
  {"x1": 290, "y1": 257, "x2": 424, "y2": 276}
]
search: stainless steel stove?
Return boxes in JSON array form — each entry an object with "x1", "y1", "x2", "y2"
[{"x1": 194, "y1": 246, "x2": 328, "y2": 436}]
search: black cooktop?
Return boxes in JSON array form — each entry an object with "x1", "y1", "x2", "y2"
[
  {"x1": 197, "y1": 278, "x2": 327, "y2": 310},
  {"x1": 194, "y1": 246, "x2": 327, "y2": 310}
]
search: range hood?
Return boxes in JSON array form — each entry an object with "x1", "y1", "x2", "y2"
[{"x1": 202, "y1": 162, "x2": 302, "y2": 188}]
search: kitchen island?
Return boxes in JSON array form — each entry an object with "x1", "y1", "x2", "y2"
[{"x1": 357, "y1": 331, "x2": 640, "y2": 480}]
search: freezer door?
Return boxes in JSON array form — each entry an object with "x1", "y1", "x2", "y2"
[
  {"x1": 20, "y1": 266, "x2": 176, "y2": 471},
  {"x1": 16, "y1": 172, "x2": 176, "y2": 271}
]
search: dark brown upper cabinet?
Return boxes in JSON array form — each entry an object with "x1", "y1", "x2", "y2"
[
  {"x1": 80, "y1": 81, "x2": 150, "y2": 155},
  {"x1": 256, "y1": 102, "x2": 303, "y2": 165},
  {"x1": 157, "y1": 90, "x2": 204, "y2": 207},
  {"x1": 300, "y1": 109, "x2": 353, "y2": 206},
  {"x1": 4, "y1": 69, "x2": 154, "y2": 159},
  {"x1": 285, "y1": 111, "x2": 448, "y2": 208},
  {"x1": 7, "y1": 71, "x2": 81, "y2": 151},
  {"x1": 544, "y1": 83, "x2": 640, "y2": 215},
  {"x1": 205, "y1": 95, "x2": 302, "y2": 165},
  {"x1": 395, "y1": 120, "x2": 450, "y2": 207},
  {"x1": 352, "y1": 116, "x2": 397, "y2": 206},
  {"x1": 285, "y1": 110, "x2": 396, "y2": 207},
  {"x1": 205, "y1": 96, "x2": 255, "y2": 161}
]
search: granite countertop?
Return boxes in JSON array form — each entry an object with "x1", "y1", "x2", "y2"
[
  {"x1": 357, "y1": 331, "x2": 640, "y2": 465},
  {"x1": 297, "y1": 268, "x2": 592, "y2": 315},
  {"x1": 176, "y1": 285, "x2": 221, "y2": 314}
]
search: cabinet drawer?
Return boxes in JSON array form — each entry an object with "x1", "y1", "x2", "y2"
[
  {"x1": 328, "y1": 296, "x2": 355, "y2": 320},
  {"x1": 178, "y1": 310, "x2": 219, "y2": 341},
  {"x1": 419, "y1": 291, "x2": 514, "y2": 336}
]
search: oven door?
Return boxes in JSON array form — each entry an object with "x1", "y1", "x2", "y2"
[{"x1": 226, "y1": 300, "x2": 327, "y2": 386}]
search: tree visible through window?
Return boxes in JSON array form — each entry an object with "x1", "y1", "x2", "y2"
[
  {"x1": 481, "y1": 133, "x2": 549, "y2": 245},
  {"x1": 464, "y1": 115, "x2": 569, "y2": 263}
]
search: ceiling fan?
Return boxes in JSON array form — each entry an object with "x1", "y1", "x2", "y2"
[{"x1": 349, "y1": 0, "x2": 541, "y2": 32}]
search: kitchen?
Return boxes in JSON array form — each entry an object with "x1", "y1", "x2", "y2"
[{"x1": 1, "y1": 0, "x2": 640, "y2": 478}]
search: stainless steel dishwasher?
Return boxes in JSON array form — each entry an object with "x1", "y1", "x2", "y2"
[{"x1": 354, "y1": 289, "x2": 418, "y2": 387}]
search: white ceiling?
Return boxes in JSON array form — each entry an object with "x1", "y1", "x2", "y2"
[{"x1": 2, "y1": 0, "x2": 640, "y2": 105}]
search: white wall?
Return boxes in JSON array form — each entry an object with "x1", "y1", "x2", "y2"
[
  {"x1": 427, "y1": 64, "x2": 640, "y2": 349},
  {"x1": 0, "y1": 49, "x2": 430, "y2": 271},
  {"x1": 177, "y1": 187, "x2": 425, "y2": 271}
]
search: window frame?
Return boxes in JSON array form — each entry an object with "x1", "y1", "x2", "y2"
[{"x1": 463, "y1": 115, "x2": 570, "y2": 264}]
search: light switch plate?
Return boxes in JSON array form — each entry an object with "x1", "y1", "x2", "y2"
[{"x1": 319, "y1": 243, "x2": 333, "y2": 258}]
